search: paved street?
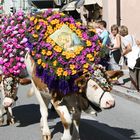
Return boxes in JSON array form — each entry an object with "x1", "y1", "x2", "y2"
[{"x1": 0, "y1": 84, "x2": 140, "y2": 140}]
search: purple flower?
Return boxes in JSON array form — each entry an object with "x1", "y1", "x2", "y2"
[{"x1": 82, "y1": 32, "x2": 88, "y2": 40}]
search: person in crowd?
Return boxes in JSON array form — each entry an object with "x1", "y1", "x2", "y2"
[
  {"x1": 108, "y1": 24, "x2": 121, "y2": 70},
  {"x1": 93, "y1": 20, "x2": 103, "y2": 36},
  {"x1": 136, "y1": 40, "x2": 140, "y2": 46},
  {"x1": 98, "y1": 20, "x2": 111, "y2": 70},
  {"x1": 98, "y1": 20, "x2": 110, "y2": 46},
  {"x1": 119, "y1": 25, "x2": 140, "y2": 90}
]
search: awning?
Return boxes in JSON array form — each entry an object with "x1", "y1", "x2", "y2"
[{"x1": 84, "y1": 0, "x2": 103, "y2": 7}]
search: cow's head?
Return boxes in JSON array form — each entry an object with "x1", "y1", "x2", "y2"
[
  {"x1": 0, "y1": 74, "x2": 31, "y2": 108},
  {"x1": 75, "y1": 65, "x2": 115, "y2": 109},
  {"x1": 1, "y1": 75, "x2": 19, "y2": 108}
]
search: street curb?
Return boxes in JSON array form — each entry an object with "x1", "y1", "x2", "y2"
[{"x1": 112, "y1": 88, "x2": 140, "y2": 105}]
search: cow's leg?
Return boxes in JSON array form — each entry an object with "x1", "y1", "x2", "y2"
[
  {"x1": 32, "y1": 81, "x2": 51, "y2": 140},
  {"x1": 71, "y1": 109, "x2": 81, "y2": 140},
  {"x1": 0, "y1": 107, "x2": 4, "y2": 126},
  {"x1": 52, "y1": 100, "x2": 72, "y2": 140},
  {"x1": 6, "y1": 107, "x2": 15, "y2": 125}
]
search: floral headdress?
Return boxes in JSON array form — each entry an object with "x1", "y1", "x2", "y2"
[
  {"x1": 92, "y1": 65, "x2": 112, "y2": 92},
  {"x1": 0, "y1": 11, "x2": 28, "y2": 76},
  {"x1": 26, "y1": 9, "x2": 102, "y2": 94}
]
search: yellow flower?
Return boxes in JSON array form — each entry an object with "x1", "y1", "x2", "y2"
[
  {"x1": 74, "y1": 46, "x2": 83, "y2": 55},
  {"x1": 56, "y1": 68, "x2": 63, "y2": 76},
  {"x1": 70, "y1": 53, "x2": 76, "y2": 58},
  {"x1": 44, "y1": 32, "x2": 48, "y2": 38},
  {"x1": 69, "y1": 24, "x2": 76, "y2": 30},
  {"x1": 83, "y1": 69, "x2": 88, "y2": 73},
  {"x1": 47, "y1": 25, "x2": 52, "y2": 30},
  {"x1": 75, "y1": 29, "x2": 81, "y2": 36},
  {"x1": 32, "y1": 34, "x2": 38, "y2": 38},
  {"x1": 56, "y1": 23, "x2": 63, "y2": 29},
  {"x1": 46, "y1": 51, "x2": 52, "y2": 56},
  {"x1": 53, "y1": 60, "x2": 57, "y2": 66},
  {"x1": 41, "y1": 62, "x2": 46, "y2": 68},
  {"x1": 65, "y1": 52, "x2": 71, "y2": 59},
  {"x1": 76, "y1": 22, "x2": 82, "y2": 26},
  {"x1": 89, "y1": 57, "x2": 94, "y2": 61},
  {"x1": 41, "y1": 49, "x2": 46, "y2": 55},
  {"x1": 36, "y1": 25, "x2": 41, "y2": 30},
  {"x1": 86, "y1": 40, "x2": 92, "y2": 46},
  {"x1": 86, "y1": 54, "x2": 93, "y2": 59},
  {"x1": 72, "y1": 70, "x2": 77, "y2": 75},
  {"x1": 50, "y1": 20, "x2": 56, "y2": 25},
  {"x1": 94, "y1": 51, "x2": 98, "y2": 57},
  {"x1": 63, "y1": 71, "x2": 68, "y2": 77},
  {"x1": 54, "y1": 45, "x2": 62, "y2": 53},
  {"x1": 30, "y1": 16, "x2": 35, "y2": 21},
  {"x1": 70, "y1": 64, "x2": 75, "y2": 70},
  {"x1": 83, "y1": 63, "x2": 89, "y2": 69},
  {"x1": 48, "y1": 29, "x2": 54, "y2": 34},
  {"x1": 34, "y1": 18, "x2": 38, "y2": 24},
  {"x1": 46, "y1": 37, "x2": 52, "y2": 43},
  {"x1": 37, "y1": 59, "x2": 42, "y2": 65},
  {"x1": 60, "y1": 13, "x2": 65, "y2": 16},
  {"x1": 51, "y1": 40, "x2": 55, "y2": 46},
  {"x1": 62, "y1": 51, "x2": 67, "y2": 56}
]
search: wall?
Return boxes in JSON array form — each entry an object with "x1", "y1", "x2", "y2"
[
  {"x1": 121, "y1": 0, "x2": 140, "y2": 39},
  {"x1": 103, "y1": 0, "x2": 140, "y2": 39}
]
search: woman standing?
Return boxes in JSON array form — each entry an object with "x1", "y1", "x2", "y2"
[
  {"x1": 108, "y1": 24, "x2": 121, "y2": 70},
  {"x1": 119, "y1": 25, "x2": 140, "y2": 91}
]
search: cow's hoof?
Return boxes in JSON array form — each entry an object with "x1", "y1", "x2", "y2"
[
  {"x1": 42, "y1": 135, "x2": 51, "y2": 140},
  {"x1": 7, "y1": 118, "x2": 15, "y2": 125},
  {"x1": 0, "y1": 118, "x2": 4, "y2": 126}
]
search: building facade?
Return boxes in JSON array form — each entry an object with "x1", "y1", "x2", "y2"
[{"x1": 103, "y1": 0, "x2": 140, "y2": 39}]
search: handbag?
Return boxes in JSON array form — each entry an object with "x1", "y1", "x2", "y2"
[{"x1": 112, "y1": 49, "x2": 121, "y2": 64}]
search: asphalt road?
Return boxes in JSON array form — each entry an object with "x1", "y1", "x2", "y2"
[{"x1": 0, "y1": 84, "x2": 140, "y2": 140}]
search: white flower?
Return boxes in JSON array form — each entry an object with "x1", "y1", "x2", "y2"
[
  {"x1": 7, "y1": 86, "x2": 12, "y2": 90},
  {"x1": 101, "y1": 78, "x2": 106, "y2": 84},
  {"x1": 94, "y1": 69, "x2": 101, "y2": 76}
]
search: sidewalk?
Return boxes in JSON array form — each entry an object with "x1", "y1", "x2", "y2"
[{"x1": 111, "y1": 68, "x2": 140, "y2": 104}]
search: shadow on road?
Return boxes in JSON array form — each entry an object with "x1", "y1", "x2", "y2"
[
  {"x1": 51, "y1": 119, "x2": 137, "y2": 140},
  {"x1": 13, "y1": 104, "x2": 59, "y2": 127}
]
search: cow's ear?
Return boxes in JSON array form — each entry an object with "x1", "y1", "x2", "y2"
[
  {"x1": 105, "y1": 70, "x2": 123, "y2": 79},
  {"x1": 19, "y1": 78, "x2": 31, "y2": 85},
  {"x1": 74, "y1": 72, "x2": 91, "y2": 93}
]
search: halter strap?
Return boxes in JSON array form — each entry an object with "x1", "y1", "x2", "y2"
[{"x1": 99, "y1": 90, "x2": 106, "y2": 105}]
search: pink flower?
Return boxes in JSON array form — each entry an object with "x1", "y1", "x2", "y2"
[
  {"x1": 17, "y1": 16, "x2": 23, "y2": 21},
  {"x1": 10, "y1": 58, "x2": 14, "y2": 62},
  {"x1": 0, "y1": 57, "x2": 3, "y2": 64},
  {"x1": 18, "y1": 29, "x2": 25, "y2": 34},
  {"x1": 9, "y1": 53, "x2": 14, "y2": 58},
  {"x1": 16, "y1": 70, "x2": 21, "y2": 74},
  {"x1": 20, "y1": 51, "x2": 24, "y2": 55},
  {"x1": 8, "y1": 48, "x2": 12, "y2": 53},
  {"x1": 21, "y1": 64, "x2": 26, "y2": 69},
  {"x1": 16, "y1": 57, "x2": 20, "y2": 61},
  {"x1": 10, "y1": 20, "x2": 14, "y2": 25},
  {"x1": 9, "y1": 68, "x2": 14, "y2": 73},
  {"x1": 20, "y1": 57, "x2": 24, "y2": 62},
  {"x1": 17, "y1": 62, "x2": 22, "y2": 67},
  {"x1": 15, "y1": 44, "x2": 21, "y2": 49},
  {"x1": 20, "y1": 38, "x2": 28, "y2": 44}
]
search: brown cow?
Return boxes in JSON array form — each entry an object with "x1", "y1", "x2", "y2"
[{"x1": 25, "y1": 52, "x2": 115, "y2": 140}]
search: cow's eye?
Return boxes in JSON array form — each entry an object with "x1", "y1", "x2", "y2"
[{"x1": 92, "y1": 85, "x2": 98, "y2": 90}]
